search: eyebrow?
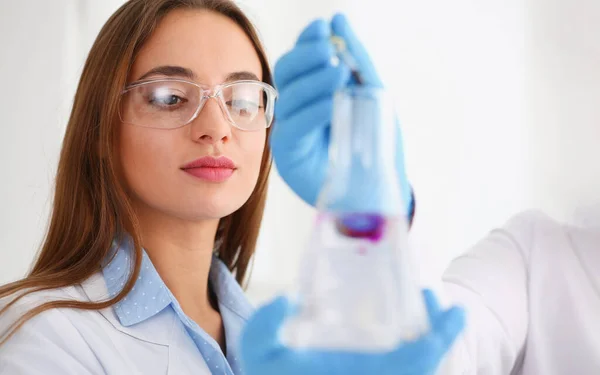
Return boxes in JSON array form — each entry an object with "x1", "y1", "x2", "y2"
[
  {"x1": 136, "y1": 65, "x2": 260, "y2": 83},
  {"x1": 224, "y1": 71, "x2": 260, "y2": 82},
  {"x1": 137, "y1": 65, "x2": 196, "y2": 81}
]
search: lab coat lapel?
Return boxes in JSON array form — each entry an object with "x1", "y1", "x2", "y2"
[
  {"x1": 79, "y1": 272, "x2": 175, "y2": 346},
  {"x1": 166, "y1": 319, "x2": 214, "y2": 374}
]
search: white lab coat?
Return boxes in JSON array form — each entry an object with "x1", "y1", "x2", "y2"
[
  {"x1": 0, "y1": 272, "x2": 217, "y2": 374},
  {"x1": 0, "y1": 210, "x2": 598, "y2": 374},
  {"x1": 445, "y1": 210, "x2": 600, "y2": 374}
]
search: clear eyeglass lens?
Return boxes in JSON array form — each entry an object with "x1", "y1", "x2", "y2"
[{"x1": 120, "y1": 80, "x2": 272, "y2": 130}]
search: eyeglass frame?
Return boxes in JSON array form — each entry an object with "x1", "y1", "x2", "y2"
[{"x1": 118, "y1": 78, "x2": 278, "y2": 131}]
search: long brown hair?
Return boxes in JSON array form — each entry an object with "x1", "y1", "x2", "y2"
[{"x1": 0, "y1": 0, "x2": 273, "y2": 344}]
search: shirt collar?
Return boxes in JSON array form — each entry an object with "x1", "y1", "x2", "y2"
[
  {"x1": 102, "y1": 238, "x2": 172, "y2": 326},
  {"x1": 209, "y1": 257, "x2": 255, "y2": 363},
  {"x1": 101, "y1": 237, "x2": 254, "y2": 329},
  {"x1": 209, "y1": 258, "x2": 254, "y2": 322}
]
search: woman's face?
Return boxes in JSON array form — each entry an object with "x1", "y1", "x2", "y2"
[{"x1": 119, "y1": 9, "x2": 266, "y2": 221}]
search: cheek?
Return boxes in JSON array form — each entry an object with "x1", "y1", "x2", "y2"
[
  {"x1": 237, "y1": 130, "x2": 267, "y2": 181},
  {"x1": 119, "y1": 125, "x2": 176, "y2": 196}
]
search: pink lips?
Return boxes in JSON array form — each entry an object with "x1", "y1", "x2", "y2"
[{"x1": 181, "y1": 156, "x2": 236, "y2": 182}]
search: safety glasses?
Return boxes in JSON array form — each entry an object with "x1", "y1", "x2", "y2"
[{"x1": 119, "y1": 78, "x2": 278, "y2": 131}]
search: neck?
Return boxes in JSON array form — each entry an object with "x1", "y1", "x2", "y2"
[{"x1": 133, "y1": 201, "x2": 224, "y2": 346}]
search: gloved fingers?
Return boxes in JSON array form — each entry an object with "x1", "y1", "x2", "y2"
[
  {"x1": 330, "y1": 13, "x2": 382, "y2": 87},
  {"x1": 297, "y1": 350, "x2": 388, "y2": 374},
  {"x1": 239, "y1": 296, "x2": 290, "y2": 362},
  {"x1": 423, "y1": 289, "x2": 443, "y2": 322},
  {"x1": 270, "y1": 97, "x2": 333, "y2": 147},
  {"x1": 387, "y1": 305, "x2": 465, "y2": 374},
  {"x1": 296, "y1": 18, "x2": 330, "y2": 45},
  {"x1": 431, "y1": 306, "x2": 466, "y2": 350},
  {"x1": 271, "y1": 144, "x2": 328, "y2": 206},
  {"x1": 275, "y1": 64, "x2": 350, "y2": 121},
  {"x1": 388, "y1": 336, "x2": 445, "y2": 375},
  {"x1": 274, "y1": 40, "x2": 335, "y2": 91}
]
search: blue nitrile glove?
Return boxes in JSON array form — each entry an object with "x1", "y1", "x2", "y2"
[
  {"x1": 271, "y1": 13, "x2": 413, "y2": 213},
  {"x1": 239, "y1": 290, "x2": 465, "y2": 375}
]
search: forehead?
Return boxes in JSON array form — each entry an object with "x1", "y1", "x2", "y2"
[{"x1": 130, "y1": 9, "x2": 262, "y2": 84}]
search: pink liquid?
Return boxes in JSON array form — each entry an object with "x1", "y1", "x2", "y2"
[{"x1": 335, "y1": 213, "x2": 386, "y2": 241}]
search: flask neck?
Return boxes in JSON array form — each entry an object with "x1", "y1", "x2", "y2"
[{"x1": 318, "y1": 87, "x2": 406, "y2": 216}]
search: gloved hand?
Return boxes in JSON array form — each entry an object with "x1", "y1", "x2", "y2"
[
  {"x1": 239, "y1": 290, "x2": 465, "y2": 375},
  {"x1": 271, "y1": 13, "x2": 413, "y2": 213}
]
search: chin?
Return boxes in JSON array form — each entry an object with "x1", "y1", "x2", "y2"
[
  {"x1": 180, "y1": 184, "x2": 255, "y2": 220},
  {"x1": 177, "y1": 199, "x2": 246, "y2": 221},
  {"x1": 133, "y1": 184, "x2": 255, "y2": 222}
]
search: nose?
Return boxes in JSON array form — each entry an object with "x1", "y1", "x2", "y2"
[{"x1": 189, "y1": 97, "x2": 232, "y2": 145}]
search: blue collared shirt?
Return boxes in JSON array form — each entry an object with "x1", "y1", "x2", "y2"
[{"x1": 102, "y1": 239, "x2": 253, "y2": 375}]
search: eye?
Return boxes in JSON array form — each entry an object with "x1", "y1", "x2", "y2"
[
  {"x1": 149, "y1": 93, "x2": 186, "y2": 108},
  {"x1": 141, "y1": 84, "x2": 190, "y2": 110},
  {"x1": 227, "y1": 99, "x2": 261, "y2": 116}
]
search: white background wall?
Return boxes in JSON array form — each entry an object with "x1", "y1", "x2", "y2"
[{"x1": 0, "y1": 0, "x2": 598, "y2": 305}]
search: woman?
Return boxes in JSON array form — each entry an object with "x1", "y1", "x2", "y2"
[
  {"x1": 262, "y1": 12, "x2": 600, "y2": 375},
  {"x1": 0, "y1": 0, "x2": 273, "y2": 373},
  {"x1": 0, "y1": 0, "x2": 462, "y2": 374}
]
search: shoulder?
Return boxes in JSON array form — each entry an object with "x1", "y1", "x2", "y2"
[
  {"x1": 502, "y1": 208, "x2": 600, "y2": 241},
  {"x1": 0, "y1": 284, "x2": 106, "y2": 373},
  {"x1": 495, "y1": 209, "x2": 563, "y2": 250},
  {"x1": 496, "y1": 209, "x2": 600, "y2": 264},
  {"x1": 445, "y1": 210, "x2": 565, "y2": 272},
  {"x1": 1, "y1": 284, "x2": 80, "y2": 320},
  {"x1": 0, "y1": 284, "x2": 86, "y2": 338}
]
